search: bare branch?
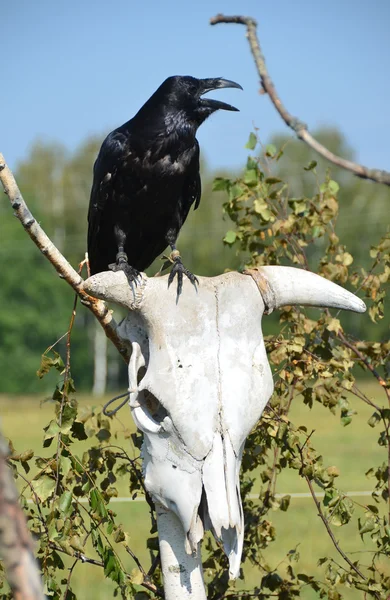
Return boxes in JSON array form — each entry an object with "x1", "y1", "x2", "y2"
[
  {"x1": 210, "y1": 14, "x2": 390, "y2": 187},
  {"x1": 0, "y1": 434, "x2": 45, "y2": 600},
  {"x1": 0, "y1": 154, "x2": 130, "y2": 362}
]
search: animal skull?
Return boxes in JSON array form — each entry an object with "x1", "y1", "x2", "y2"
[{"x1": 84, "y1": 267, "x2": 365, "y2": 579}]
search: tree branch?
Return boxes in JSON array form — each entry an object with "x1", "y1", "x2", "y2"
[
  {"x1": 210, "y1": 14, "x2": 390, "y2": 187},
  {"x1": 296, "y1": 442, "x2": 380, "y2": 596},
  {"x1": 337, "y1": 331, "x2": 390, "y2": 403},
  {"x1": 0, "y1": 434, "x2": 45, "y2": 600},
  {"x1": 0, "y1": 154, "x2": 130, "y2": 362}
]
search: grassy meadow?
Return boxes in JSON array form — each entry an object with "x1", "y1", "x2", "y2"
[{"x1": 1, "y1": 381, "x2": 388, "y2": 599}]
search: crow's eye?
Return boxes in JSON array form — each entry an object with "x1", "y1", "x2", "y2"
[{"x1": 187, "y1": 83, "x2": 197, "y2": 94}]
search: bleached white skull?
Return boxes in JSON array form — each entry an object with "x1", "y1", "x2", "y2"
[{"x1": 84, "y1": 267, "x2": 365, "y2": 580}]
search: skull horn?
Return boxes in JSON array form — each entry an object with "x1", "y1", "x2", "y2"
[{"x1": 245, "y1": 266, "x2": 366, "y2": 315}]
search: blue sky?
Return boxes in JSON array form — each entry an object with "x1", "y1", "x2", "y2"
[{"x1": 3, "y1": 0, "x2": 389, "y2": 174}]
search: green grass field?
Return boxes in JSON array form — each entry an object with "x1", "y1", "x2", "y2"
[{"x1": 1, "y1": 381, "x2": 388, "y2": 599}]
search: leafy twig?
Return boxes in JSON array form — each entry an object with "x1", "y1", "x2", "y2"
[
  {"x1": 337, "y1": 331, "x2": 389, "y2": 403},
  {"x1": 48, "y1": 542, "x2": 164, "y2": 597},
  {"x1": 52, "y1": 289, "x2": 79, "y2": 507},
  {"x1": 210, "y1": 14, "x2": 390, "y2": 187},
  {"x1": 296, "y1": 442, "x2": 379, "y2": 595}
]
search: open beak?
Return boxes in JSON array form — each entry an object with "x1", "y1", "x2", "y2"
[{"x1": 199, "y1": 78, "x2": 243, "y2": 112}]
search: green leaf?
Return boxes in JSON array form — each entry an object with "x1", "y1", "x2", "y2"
[
  {"x1": 131, "y1": 567, "x2": 144, "y2": 585},
  {"x1": 71, "y1": 421, "x2": 88, "y2": 441},
  {"x1": 69, "y1": 535, "x2": 84, "y2": 553},
  {"x1": 34, "y1": 475, "x2": 56, "y2": 502},
  {"x1": 58, "y1": 491, "x2": 73, "y2": 515},
  {"x1": 326, "y1": 466, "x2": 340, "y2": 478},
  {"x1": 359, "y1": 516, "x2": 376, "y2": 535},
  {"x1": 36, "y1": 355, "x2": 55, "y2": 379},
  {"x1": 37, "y1": 351, "x2": 64, "y2": 379},
  {"x1": 246, "y1": 156, "x2": 258, "y2": 171},
  {"x1": 253, "y1": 199, "x2": 273, "y2": 222},
  {"x1": 245, "y1": 132, "x2": 257, "y2": 150},
  {"x1": 265, "y1": 177, "x2": 282, "y2": 185},
  {"x1": 367, "y1": 412, "x2": 381, "y2": 427},
  {"x1": 304, "y1": 160, "x2": 317, "y2": 171},
  {"x1": 91, "y1": 527, "x2": 104, "y2": 556},
  {"x1": 254, "y1": 199, "x2": 267, "y2": 213},
  {"x1": 280, "y1": 495, "x2": 291, "y2": 511},
  {"x1": 340, "y1": 252, "x2": 353, "y2": 266},
  {"x1": 96, "y1": 428, "x2": 111, "y2": 442},
  {"x1": 212, "y1": 177, "x2": 230, "y2": 192},
  {"x1": 229, "y1": 183, "x2": 245, "y2": 201},
  {"x1": 103, "y1": 549, "x2": 124, "y2": 584},
  {"x1": 329, "y1": 180, "x2": 340, "y2": 194},
  {"x1": 340, "y1": 413, "x2": 352, "y2": 427},
  {"x1": 223, "y1": 230, "x2": 237, "y2": 245},
  {"x1": 288, "y1": 198, "x2": 307, "y2": 215},
  {"x1": 59, "y1": 402, "x2": 78, "y2": 434},
  {"x1": 90, "y1": 489, "x2": 108, "y2": 519},
  {"x1": 244, "y1": 169, "x2": 258, "y2": 185},
  {"x1": 326, "y1": 318, "x2": 341, "y2": 333},
  {"x1": 312, "y1": 226, "x2": 323, "y2": 238},
  {"x1": 10, "y1": 448, "x2": 34, "y2": 462},
  {"x1": 265, "y1": 144, "x2": 277, "y2": 158},
  {"x1": 43, "y1": 419, "x2": 60, "y2": 447},
  {"x1": 21, "y1": 460, "x2": 31, "y2": 474},
  {"x1": 60, "y1": 455, "x2": 72, "y2": 477}
]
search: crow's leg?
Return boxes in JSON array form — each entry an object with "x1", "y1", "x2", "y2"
[
  {"x1": 167, "y1": 245, "x2": 199, "y2": 299},
  {"x1": 108, "y1": 226, "x2": 140, "y2": 293}
]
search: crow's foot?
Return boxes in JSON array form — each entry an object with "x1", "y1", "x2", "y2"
[
  {"x1": 109, "y1": 254, "x2": 140, "y2": 295},
  {"x1": 167, "y1": 253, "x2": 198, "y2": 299}
]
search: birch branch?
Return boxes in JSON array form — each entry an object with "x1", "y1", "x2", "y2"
[
  {"x1": 0, "y1": 153, "x2": 130, "y2": 363},
  {"x1": 210, "y1": 14, "x2": 390, "y2": 187},
  {"x1": 0, "y1": 433, "x2": 45, "y2": 600}
]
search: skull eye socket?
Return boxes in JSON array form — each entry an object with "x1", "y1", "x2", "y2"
[
  {"x1": 143, "y1": 389, "x2": 168, "y2": 424},
  {"x1": 131, "y1": 389, "x2": 169, "y2": 434}
]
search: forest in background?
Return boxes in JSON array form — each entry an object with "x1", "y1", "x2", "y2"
[{"x1": 0, "y1": 127, "x2": 388, "y2": 394}]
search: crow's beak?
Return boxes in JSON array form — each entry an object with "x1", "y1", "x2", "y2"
[{"x1": 199, "y1": 78, "x2": 243, "y2": 112}]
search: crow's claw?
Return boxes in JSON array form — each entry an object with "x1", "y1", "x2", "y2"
[
  {"x1": 168, "y1": 257, "x2": 198, "y2": 300},
  {"x1": 108, "y1": 261, "x2": 140, "y2": 297}
]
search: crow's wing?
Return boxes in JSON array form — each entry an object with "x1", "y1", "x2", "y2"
[
  {"x1": 87, "y1": 131, "x2": 129, "y2": 269},
  {"x1": 182, "y1": 140, "x2": 201, "y2": 218}
]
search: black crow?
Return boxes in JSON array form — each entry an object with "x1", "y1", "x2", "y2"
[{"x1": 87, "y1": 75, "x2": 242, "y2": 296}]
